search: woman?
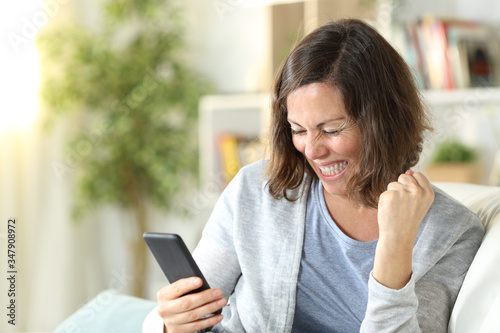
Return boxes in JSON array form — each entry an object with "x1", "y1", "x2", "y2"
[{"x1": 144, "y1": 18, "x2": 484, "y2": 332}]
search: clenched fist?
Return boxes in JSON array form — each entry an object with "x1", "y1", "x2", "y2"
[{"x1": 373, "y1": 170, "x2": 435, "y2": 289}]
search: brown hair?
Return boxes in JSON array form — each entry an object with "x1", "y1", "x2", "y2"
[{"x1": 265, "y1": 18, "x2": 432, "y2": 208}]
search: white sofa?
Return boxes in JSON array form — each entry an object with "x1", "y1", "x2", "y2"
[
  {"x1": 435, "y1": 183, "x2": 500, "y2": 333},
  {"x1": 54, "y1": 182, "x2": 500, "y2": 333}
]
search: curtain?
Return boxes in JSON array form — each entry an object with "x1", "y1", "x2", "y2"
[{"x1": 0, "y1": 1, "x2": 107, "y2": 331}]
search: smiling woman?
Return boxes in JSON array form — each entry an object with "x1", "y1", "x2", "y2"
[{"x1": 144, "y1": 19, "x2": 484, "y2": 333}]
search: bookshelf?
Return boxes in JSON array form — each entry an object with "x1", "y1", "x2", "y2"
[
  {"x1": 396, "y1": 17, "x2": 500, "y2": 91},
  {"x1": 198, "y1": 1, "x2": 500, "y2": 191},
  {"x1": 198, "y1": 93, "x2": 270, "y2": 191},
  {"x1": 390, "y1": 1, "x2": 500, "y2": 184}
]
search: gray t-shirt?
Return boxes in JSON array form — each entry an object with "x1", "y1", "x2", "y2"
[{"x1": 292, "y1": 178, "x2": 377, "y2": 332}]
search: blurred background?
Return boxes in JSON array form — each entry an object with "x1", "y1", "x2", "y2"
[{"x1": 1, "y1": 0, "x2": 500, "y2": 331}]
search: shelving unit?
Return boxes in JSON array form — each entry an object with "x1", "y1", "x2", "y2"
[
  {"x1": 198, "y1": 1, "x2": 500, "y2": 190},
  {"x1": 391, "y1": 0, "x2": 500, "y2": 184},
  {"x1": 198, "y1": 93, "x2": 270, "y2": 190}
]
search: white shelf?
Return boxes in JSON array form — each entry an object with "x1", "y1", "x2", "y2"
[{"x1": 422, "y1": 87, "x2": 500, "y2": 107}]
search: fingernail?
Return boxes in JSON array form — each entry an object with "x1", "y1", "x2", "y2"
[
  {"x1": 213, "y1": 289, "x2": 222, "y2": 297},
  {"x1": 192, "y1": 278, "x2": 201, "y2": 285},
  {"x1": 217, "y1": 298, "x2": 226, "y2": 306}
]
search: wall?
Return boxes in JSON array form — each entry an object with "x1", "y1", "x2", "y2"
[{"x1": 184, "y1": 0, "x2": 271, "y2": 93}]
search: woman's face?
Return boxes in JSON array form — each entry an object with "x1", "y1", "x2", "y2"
[{"x1": 287, "y1": 82, "x2": 361, "y2": 198}]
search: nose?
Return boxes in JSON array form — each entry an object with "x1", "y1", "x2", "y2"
[{"x1": 304, "y1": 134, "x2": 327, "y2": 160}]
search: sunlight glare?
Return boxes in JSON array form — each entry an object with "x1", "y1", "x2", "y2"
[
  {"x1": 0, "y1": 47, "x2": 41, "y2": 133},
  {"x1": 0, "y1": 0, "x2": 42, "y2": 133}
]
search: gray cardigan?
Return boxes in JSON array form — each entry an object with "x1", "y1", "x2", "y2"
[{"x1": 143, "y1": 160, "x2": 484, "y2": 332}]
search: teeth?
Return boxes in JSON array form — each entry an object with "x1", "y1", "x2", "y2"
[{"x1": 319, "y1": 161, "x2": 347, "y2": 176}]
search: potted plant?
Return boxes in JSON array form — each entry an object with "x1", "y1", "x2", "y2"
[
  {"x1": 36, "y1": 0, "x2": 211, "y2": 297},
  {"x1": 426, "y1": 140, "x2": 481, "y2": 184}
]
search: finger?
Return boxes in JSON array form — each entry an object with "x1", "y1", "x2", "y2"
[
  {"x1": 173, "y1": 288, "x2": 224, "y2": 314},
  {"x1": 400, "y1": 170, "x2": 431, "y2": 191},
  {"x1": 410, "y1": 171, "x2": 434, "y2": 193},
  {"x1": 397, "y1": 173, "x2": 419, "y2": 188},
  {"x1": 157, "y1": 277, "x2": 203, "y2": 301},
  {"x1": 174, "y1": 313, "x2": 224, "y2": 333},
  {"x1": 173, "y1": 296, "x2": 227, "y2": 325},
  {"x1": 386, "y1": 180, "x2": 404, "y2": 191},
  {"x1": 161, "y1": 288, "x2": 224, "y2": 316},
  {"x1": 396, "y1": 171, "x2": 434, "y2": 203}
]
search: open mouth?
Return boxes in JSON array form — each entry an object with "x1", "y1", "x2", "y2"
[{"x1": 318, "y1": 161, "x2": 347, "y2": 176}]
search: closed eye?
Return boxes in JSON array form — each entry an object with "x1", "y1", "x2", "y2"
[
  {"x1": 291, "y1": 129, "x2": 340, "y2": 136},
  {"x1": 291, "y1": 129, "x2": 306, "y2": 135}
]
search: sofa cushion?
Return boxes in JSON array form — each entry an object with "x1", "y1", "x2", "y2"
[
  {"x1": 434, "y1": 182, "x2": 500, "y2": 333},
  {"x1": 53, "y1": 290, "x2": 156, "y2": 333}
]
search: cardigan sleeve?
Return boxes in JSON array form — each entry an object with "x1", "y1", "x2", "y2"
[
  {"x1": 360, "y1": 211, "x2": 484, "y2": 333},
  {"x1": 142, "y1": 307, "x2": 165, "y2": 333},
  {"x1": 361, "y1": 273, "x2": 420, "y2": 332}
]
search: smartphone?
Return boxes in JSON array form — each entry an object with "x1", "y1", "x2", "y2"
[{"x1": 143, "y1": 232, "x2": 221, "y2": 314}]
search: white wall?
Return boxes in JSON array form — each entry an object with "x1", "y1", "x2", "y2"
[{"x1": 184, "y1": 0, "x2": 271, "y2": 93}]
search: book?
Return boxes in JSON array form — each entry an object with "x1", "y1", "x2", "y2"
[
  {"x1": 444, "y1": 19, "x2": 498, "y2": 88},
  {"x1": 218, "y1": 134, "x2": 264, "y2": 185},
  {"x1": 402, "y1": 17, "x2": 500, "y2": 90},
  {"x1": 218, "y1": 134, "x2": 242, "y2": 185},
  {"x1": 402, "y1": 21, "x2": 427, "y2": 89},
  {"x1": 417, "y1": 17, "x2": 454, "y2": 89}
]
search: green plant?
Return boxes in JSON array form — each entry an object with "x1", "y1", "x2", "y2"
[
  {"x1": 431, "y1": 140, "x2": 479, "y2": 163},
  {"x1": 37, "y1": 0, "x2": 211, "y2": 297}
]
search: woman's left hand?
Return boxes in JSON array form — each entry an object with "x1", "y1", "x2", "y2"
[
  {"x1": 377, "y1": 170, "x2": 435, "y2": 244},
  {"x1": 373, "y1": 170, "x2": 435, "y2": 289}
]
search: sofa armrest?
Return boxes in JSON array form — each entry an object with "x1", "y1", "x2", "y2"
[{"x1": 433, "y1": 182, "x2": 500, "y2": 333}]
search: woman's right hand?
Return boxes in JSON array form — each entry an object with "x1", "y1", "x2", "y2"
[{"x1": 156, "y1": 277, "x2": 226, "y2": 333}]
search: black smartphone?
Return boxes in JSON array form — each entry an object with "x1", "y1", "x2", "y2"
[{"x1": 143, "y1": 232, "x2": 221, "y2": 314}]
